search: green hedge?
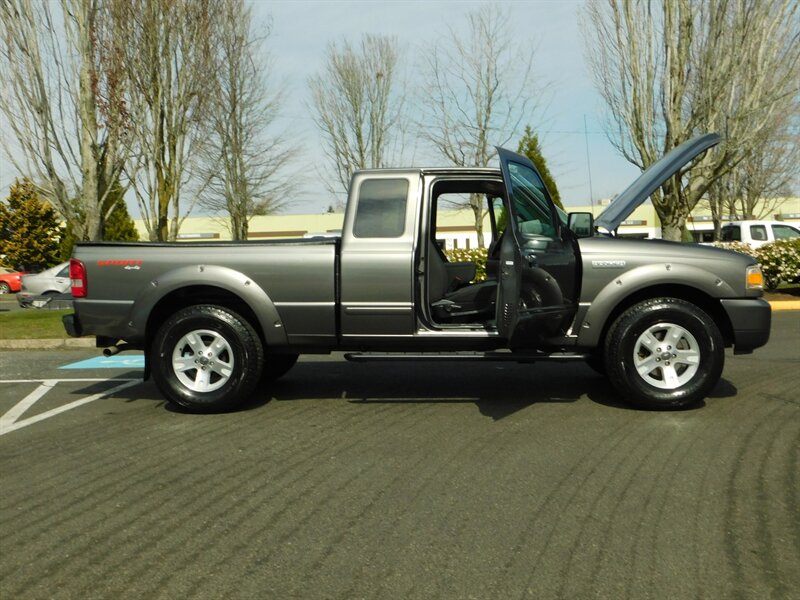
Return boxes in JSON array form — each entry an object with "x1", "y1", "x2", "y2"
[{"x1": 444, "y1": 247, "x2": 488, "y2": 282}]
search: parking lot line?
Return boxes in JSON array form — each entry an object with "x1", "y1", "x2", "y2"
[
  {"x1": 0, "y1": 378, "x2": 141, "y2": 436},
  {"x1": 0, "y1": 379, "x2": 58, "y2": 429}
]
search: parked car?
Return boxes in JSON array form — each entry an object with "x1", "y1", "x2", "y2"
[
  {"x1": 16, "y1": 262, "x2": 71, "y2": 307},
  {"x1": 720, "y1": 220, "x2": 800, "y2": 248},
  {"x1": 0, "y1": 267, "x2": 25, "y2": 294}
]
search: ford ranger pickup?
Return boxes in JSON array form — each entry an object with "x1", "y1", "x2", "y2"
[{"x1": 63, "y1": 133, "x2": 771, "y2": 412}]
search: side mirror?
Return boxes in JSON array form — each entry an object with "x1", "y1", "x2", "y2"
[{"x1": 568, "y1": 212, "x2": 594, "y2": 238}]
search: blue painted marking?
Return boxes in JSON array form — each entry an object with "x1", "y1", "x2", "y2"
[{"x1": 60, "y1": 355, "x2": 145, "y2": 370}]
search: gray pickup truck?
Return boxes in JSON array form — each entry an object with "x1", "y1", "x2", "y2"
[{"x1": 64, "y1": 133, "x2": 771, "y2": 412}]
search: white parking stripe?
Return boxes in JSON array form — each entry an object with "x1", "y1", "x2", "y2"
[
  {"x1": 0, "y1": 380, "x2": 58, "y2": 429},
  {"x1": 0, "y1": 379, "x2": 141, "y2": 436}
]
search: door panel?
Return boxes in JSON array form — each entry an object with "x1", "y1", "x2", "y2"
[{"x1": 496, "y1": 147, "x2": 579, "y2": 348}]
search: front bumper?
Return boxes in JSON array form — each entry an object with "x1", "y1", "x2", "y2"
[{"x1": 720, "y1": 298, "x2": 771, "y2": 354}]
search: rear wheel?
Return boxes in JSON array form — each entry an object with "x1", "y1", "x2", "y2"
[
  {"x1": 152, "y1": 305, "x2": 264, "y2": 413},
  {"x1": 604, "y1": 298, "x2": 724, "y2": 410}
]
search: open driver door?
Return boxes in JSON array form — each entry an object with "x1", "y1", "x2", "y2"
[{"x1": 495, "y1": 147, "x2": 579, "y2": 349}]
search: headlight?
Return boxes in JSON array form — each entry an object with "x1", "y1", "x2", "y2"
[{"x1": 746, "y1": 264, "x2": 763, "y2": 290}]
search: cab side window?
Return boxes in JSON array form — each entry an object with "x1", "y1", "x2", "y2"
[
  {"x1": 353, "y1": 179, "x2": 409, "y2": 238},
  {"x1": 749, "y1": 225, "x2": 767, "y2": 241}
]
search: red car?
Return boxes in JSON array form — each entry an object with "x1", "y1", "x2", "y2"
[{"x1": 0, "y1": 267, "x2": 25, "y2": 294}]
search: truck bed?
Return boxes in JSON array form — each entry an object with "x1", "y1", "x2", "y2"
[{"x1": 72, "y1": 239, "x2": 339, "y2": 347}]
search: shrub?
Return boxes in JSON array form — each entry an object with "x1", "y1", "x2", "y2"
[
  {"x1": 755, "y1": 239, "x2": 800, "y2": 290},
  {"x1": 710, "y1": 241, "x2": 755, "y2": 257},
  {"x1": 444, "y1": 247, "x2": 488, "y2": 282}
]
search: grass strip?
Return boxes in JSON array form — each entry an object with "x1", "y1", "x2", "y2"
[{"x1": 0, "y1": 309, "x2": 71, "y2": 339}]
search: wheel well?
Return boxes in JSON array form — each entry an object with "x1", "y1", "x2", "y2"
[
  {"x1": 595, "y1": 284, "x2": 734, "y2": 350},
  {"x1": 145, "y1": 286, "x2": 264, "y2": 354}
]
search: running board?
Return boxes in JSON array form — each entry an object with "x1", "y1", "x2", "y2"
[{"x1": 344, "y1": 351, "x2": 589, "y2": 364}]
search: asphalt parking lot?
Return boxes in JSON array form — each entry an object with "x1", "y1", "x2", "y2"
[{"x1": 1, "y1": 312, "x2": 798, "y2": 599}]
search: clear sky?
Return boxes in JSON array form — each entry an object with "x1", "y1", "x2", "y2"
[
  {"x1": 0, "y1": 0, "x2": 643, "y2": 215},
  {"x1": 257, "y1": 0, "x2": 641, "y2": 213}
]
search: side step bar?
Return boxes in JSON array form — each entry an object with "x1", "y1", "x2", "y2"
[{"x1": 344, "y1": 351, "x2": 589, "y2": 364}]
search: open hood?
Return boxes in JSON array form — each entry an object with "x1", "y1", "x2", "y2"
[{"x1": 594, "y1": 133, "x2": 721, "y2": 232}]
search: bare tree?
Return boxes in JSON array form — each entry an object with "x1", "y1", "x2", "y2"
[
  {"x1": 110, "y1": 0, "x2": 220, "y2": 241},
  {"x1": 309, "y1": 34, "x2": 405, "y2": 197},
  {"x1": 705, "y1": 126, "x2": 799, "y2": 237},
  {"x1": 197, "y1": 1, "x2": 294, "y2": 240},
  {"x1": 582, "y1": 0, "x2": 800, "y2": 241},
  {"x1": 0, "y1": 0, "x2": 128, "y2": 241},
  {"x1": 419, "y1": 6, "x2": 541, "y2": 246}
]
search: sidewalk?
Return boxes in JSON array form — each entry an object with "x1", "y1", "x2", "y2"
[{"x1": 1, "y1": 298, "x2": 795, "y2": 350}]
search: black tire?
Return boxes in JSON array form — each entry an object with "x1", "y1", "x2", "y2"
[
  {"x1": 604, "y1": 297, "x2": 724, "y2": 410},
  {"x1": 263, "y1": 353, "x2": 299, "y2": 382},
  {"x1": 0, "y1": 282, "x2": 10, "y2": 294},
  {"x1": 151, "y1": 305, "x2": 264, "y2": 413}
]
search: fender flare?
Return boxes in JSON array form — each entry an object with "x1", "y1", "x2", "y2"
[
  {"x1": 576, "y1": 262, "x2": 735, "y2": 347},
  {"x1": 127, "y1": 264, "x2": 289, "y2": 348}
]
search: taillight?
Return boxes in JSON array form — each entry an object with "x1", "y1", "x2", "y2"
[{"x1": 70, "y1": 258, "x2": 87, "y2": 297}]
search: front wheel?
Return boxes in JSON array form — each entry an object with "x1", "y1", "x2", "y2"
[
  {"x1": 0, "y1": 282, "x2": 11, "y2": 294},
  {"x1": 604, "y1": 298, "x2": 724, "y2": 410},
  {"x1": 152, "y1": 305, "x2": 264, "y2": 413}
]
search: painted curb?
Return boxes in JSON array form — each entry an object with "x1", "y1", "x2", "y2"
[{"x1": 770, "y1": 300, "x2": 800, "y2": 311}]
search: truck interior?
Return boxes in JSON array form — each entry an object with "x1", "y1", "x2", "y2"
[{"x1": 424, "y1": 178, "x2": 505, "y2": 326}]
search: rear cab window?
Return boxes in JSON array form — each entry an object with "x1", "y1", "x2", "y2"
[{"x1": 721, "y1": 226, "x2": 740, "y2": 242}]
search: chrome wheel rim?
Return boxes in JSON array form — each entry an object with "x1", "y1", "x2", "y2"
[
  {"x1": 633, "y1": 323, "x2": 700, "y2": 390},
  {"x1": 171, "y1": 329, "x2": 234, "y2": 392}
]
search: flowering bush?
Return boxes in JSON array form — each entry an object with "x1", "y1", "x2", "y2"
[
  {"x1": 710, "y1": 241, "x2": 756, "y2": 257},
  {"x1": 444, "y1": 247, "x2": 488, "y2": 282},
  {"x1": 755, "y1": 239, "x2": 800, "y2": 290}
]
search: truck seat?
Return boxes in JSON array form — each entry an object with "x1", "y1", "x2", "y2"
[{"x1": 428, "y1": 239, "x2": 497, "y2": 322}]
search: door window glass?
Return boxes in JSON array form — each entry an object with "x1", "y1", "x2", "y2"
[
  {"x1": 772, "y1": 224, "x2": 800, "y2": 240},
  {"x1": 506, "y1": 162, "x2": 556, "y2": 239}
]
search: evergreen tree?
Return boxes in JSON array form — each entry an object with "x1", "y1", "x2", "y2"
[
  {"x1": 101, "y1": 182, "x2": 139, "y2": 243},
  {"x1": 517, "y1": 126, "x2": 564, "y2": 210},
  {"x1": 0, "y1": 178, "x2": 62, "y2": 271}
]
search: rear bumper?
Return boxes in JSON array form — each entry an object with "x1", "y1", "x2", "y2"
[
  {"x1": 720, "y1": 298, "x2": 771, "y2": 354},
  {"x1": 62, "y1": 313, "x2": 82, "y2": 337}
]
